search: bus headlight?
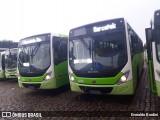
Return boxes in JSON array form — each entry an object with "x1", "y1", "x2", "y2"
[
  {"x1": 45, "y1": 72, "x2": 52, "y2": 81},
  {"x1": 69, "y1": 74, "x2": 76, "y2": 83},
  {"x1": 117, "y1": 70, "x2": 130, "y2": 85},
  {"x1": 45, "y1": 75, "x2": 50, "y2": 80},
  {"x1": 18, "y1": 76, "x2": 20, "y2": 80},
  {"x1": 120, "y1": 76, "x2": 127, "y2": 82},
  {"x1": 70, "y1": 76, "x2": 74, "y2": 81}
]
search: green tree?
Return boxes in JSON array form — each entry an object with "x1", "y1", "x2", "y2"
[{"x1": 0, "y1": 40, "x2": 18, "y2": 48}]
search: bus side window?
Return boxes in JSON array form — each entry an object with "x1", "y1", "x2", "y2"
[
  {"x1": 53, "y1": 36, "x2": 60, "y2": 65},
  {"x1": 59, "y1": 42, "x2": 67, "y2": 60},
  {"x1": 53, "y1": 37, "x2": 67, "y2": 65},
  {"x1": 131, "y1": 35, "x2": 139, "y2": 53}
]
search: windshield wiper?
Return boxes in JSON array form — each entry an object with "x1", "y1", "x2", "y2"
[
  {"x1": 30, "y1": 43, "x2": 41, "y2": 59},
  {"x1": 80, "y1": 38, "x2": 90, "y2": 50},
  {"x1": 18, "y1": 45, "x2": 27, "y2": 65}
]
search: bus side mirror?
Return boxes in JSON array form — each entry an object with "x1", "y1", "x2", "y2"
[
  {"x1": 145, "y1": 28, "x2": 153, "y2": 60},
  {"x1": 145, "y1": 28, "x2": 153, "y2": 42},
  {"x1": 152, "y1": 29, "x2": 158, "y2": 42}
]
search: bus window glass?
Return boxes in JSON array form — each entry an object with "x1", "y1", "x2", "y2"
[
  {"x1": 18, "y1": 40, "x2": 50, "y2": 77},
  {"x1": 69, "y1": 31, "x2": 127, "y2": 77}
]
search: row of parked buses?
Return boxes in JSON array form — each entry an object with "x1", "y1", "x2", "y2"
[
  {"x1": 1, "y1": 17, "x2": 144, "y2": 95},
  {"x1": 0, "y1": 48, "x2": 18, "y2": 79},
  {"x1": 0, "y1": 9, "x2": 159, "y2": 96},
  {"x1": 17, "y1": 17, "x2": 144, "y2": 96}
]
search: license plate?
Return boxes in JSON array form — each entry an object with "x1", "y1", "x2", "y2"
[
  {"x1": 27, "y1": 86, "x2": 35, "y2": 89},
  {"x1": 90, "y1": 90, "x2": 101, "y2": 94}
]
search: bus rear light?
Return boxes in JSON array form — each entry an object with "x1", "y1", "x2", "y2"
[{"x1": 117, "y1": 70, "x2": 130, "y2": 85}]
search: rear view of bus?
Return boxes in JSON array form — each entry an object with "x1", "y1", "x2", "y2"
[
  {"x1": 5, "y1": 48, "x2": 18, "y2": 78},
  {"x1": 18, "y1": 33, "x2": 69, "y2": 89},
  {"x1": 68, "y1": 18, "x2": 144, "y2": 95}
]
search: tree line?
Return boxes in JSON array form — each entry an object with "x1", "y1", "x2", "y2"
[{"x1": 0, "y1": 40, "x2": 18, "y2": 48}]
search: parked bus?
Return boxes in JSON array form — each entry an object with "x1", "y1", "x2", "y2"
[
  {"x1": 18, "y1": 33, "x2": 68, "y2": 89},
  {"x1": 0, "y1": 51, "x2": 5, "y2": 79},
  {"x1": 5, "y1": 48, "x2": 18, "y2": 78},
  {"x1": 68, "y1": 18, "x2": 144, "y2": 95},
  {"x1": 145, "y1": 9, "x2": 160, "y2": 96}
]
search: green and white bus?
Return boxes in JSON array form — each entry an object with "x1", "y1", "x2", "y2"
[
  {"x1": 18, "y1": 33, "x2": 69, "y2": 89},
  {"x1": 145, "y1": 9, "x2": 160, "y2": 96},
  {"x1": 5, "y1": 48, "x2": 18, "y2": 78},
  {"x1": 0, "y1": 51, "x2": 5, "y2": 79},
  {"x1": 68, "y1": 18, "x2": 144, "y2": 95}
]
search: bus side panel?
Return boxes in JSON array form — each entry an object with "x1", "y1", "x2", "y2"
[
  {"x1": 0, "y1": 70, "x2": 5, "y2": 79},
  {"x1": 54, "y1": 61, "x2": 69, "y2": 88},
  {"x1": 132, "y1": 52, "x2": 144, "y2": 90},
  {"x1": 148, "y1": 60, "x2": 157, "y2": 93},
  {"x1": 156, "y1": 81, "x2": 160, "y2": 96}
]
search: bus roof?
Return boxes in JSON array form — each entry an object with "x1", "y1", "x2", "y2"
[
  {"x1": 70, "y1": 17, "x2": 125, "y2": 32},
  {"x1": 20, "y1": 33, "x2": 67, "y2": 41}
]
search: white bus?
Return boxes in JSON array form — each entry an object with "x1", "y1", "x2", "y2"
[
  {"x1": 68, "y1": 18, "x2": 144, "y2": 95},
  {"x1": 17, "y1": 33, "x2": 69, "y2": 89}
]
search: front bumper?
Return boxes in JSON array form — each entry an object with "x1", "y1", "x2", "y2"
[
  {"x1": 5, "y1": 73, "x2": 17, "y2": 78},
  {"x1": 18, "y1": 78, "x2": 57, "y2": 89},
  {"x1": 70, "y1": 80, "x2": 134, "y2": 95}
]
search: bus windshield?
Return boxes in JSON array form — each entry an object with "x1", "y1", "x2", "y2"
[
  {"x1": 69, "y1": 31, "x2": 127, "y2": 77},
  {"x1": 5, "y1": 49, "x2": 17, "y2": 69},
  {"x1": 18, "y1": 35, "x2": 50, "y2": 77}
]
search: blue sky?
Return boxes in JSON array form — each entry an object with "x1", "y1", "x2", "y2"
[{"x1": 0, "y1": 0, "x2": 159, "y2": 43}]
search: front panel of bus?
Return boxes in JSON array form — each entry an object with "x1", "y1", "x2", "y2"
[
  {"x1": 5, "y1": 49, "x2": 18, "y2": 78},
  {"x1": 152, "y1": 10, "x2": 160, "y2": 96},
  {"x1": 68, "y1": 18, "x2": 134, "y2": 95},
  {"x1": 18, "y1": 33, "x2": 53, "y2": 89}
]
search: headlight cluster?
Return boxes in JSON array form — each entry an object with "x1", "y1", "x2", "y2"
[
  {"x1": 69, "y1": 73, "x2": 76, "y2": 83},
  {"x1": 45, "y1": 72, "x2": 52, "y2": 81},
  {"x1": 117, "y1": 70, "x2": 130, "y2": 85}
]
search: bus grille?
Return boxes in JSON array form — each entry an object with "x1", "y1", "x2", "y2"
[
  {"x1": 22, "y1": 83, "x2": 41, "y2": 89},
  {"x1": 79, "y1": 86, "x2": 113, "y2": 94}
]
